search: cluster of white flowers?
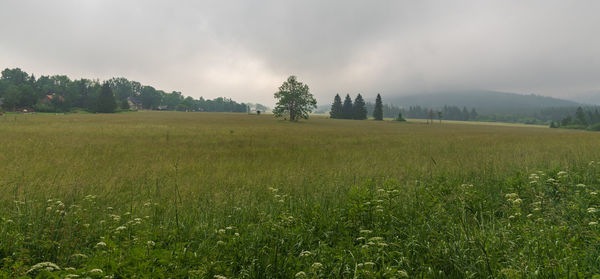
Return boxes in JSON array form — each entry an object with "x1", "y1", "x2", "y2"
[
  {"x1": 214, "y1": 275, "x2": 227, "y2": 279},
  {"x1": 295, "y1": 271, "x2": 307, "y2": 278},
  {"x1": 357, "y1": 262, "x2": 376, "y2": 268},
  {"x1": 557, "y1": 171, "x2": 568, "y2": 179},
  {"x1": 299, "y1": 250, "x2": 312, "y2": 257},
  {"x1": 26, "y1": 262, "x2": 61, "y2": 274},
  {"x1": 89, "y1": 268, "x2": 103, "y2": 274},
  {"x1": 505, "y1": 193, "x2": 522, "y2": 206},
  {"x1": 311, "y1": 262, "x2": 323, "y2": 270},
  {"x1": 115, "y1": 225, "x2": 127, "y2": 232},
  {"x1": 83, "y1": 195, "x2": 97, "y2": 202},
  {"x1": 95, "y1": 241, "x2": 107, "y2": 248}
]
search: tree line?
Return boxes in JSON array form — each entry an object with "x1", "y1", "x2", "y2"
[
  {"x1": 550, "y1": 106, "x2": 600, "y2": 131},
  {"x1": 0, "y1": 68, "x2": 257, "y2": 113},
  {"x1": 329, "y1": 94, "x2": 369, "y2": 120}
]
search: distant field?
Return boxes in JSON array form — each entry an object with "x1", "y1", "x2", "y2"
[{"x1": 1, "y1": 112, "x2": 600, "y2": 277}]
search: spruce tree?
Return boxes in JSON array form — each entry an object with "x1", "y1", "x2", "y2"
[
  {"x1": 342, "y1": 94, "x2": 353, "y2": 119},
  {"x1": 330, "y1": 94, "x2": 342, "y2": 119},
  {"x1": 353, "y1": 94, "x2": 367, "y2": 120},
  {"x1": 373, "y1": 93, "x2": 383, "y2": 120},
  {"x1": 575, "y1": 106, "x2": 587, "y2": 125},
  {"x1": 97, "y1": 82, "x2": 117, "y2": 113}
]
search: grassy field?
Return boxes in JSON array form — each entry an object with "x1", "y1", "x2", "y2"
[{"x1": 1, "y1": 111, "x2": 600, "y2": 278}]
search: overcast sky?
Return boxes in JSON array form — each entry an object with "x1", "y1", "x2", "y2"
[{"x1": 1, "y1": 1, "x2": 599, "y2": 105}]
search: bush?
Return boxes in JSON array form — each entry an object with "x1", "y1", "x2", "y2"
[
  {"x1": 33, "y1": 102, "x2": 57, "y2": 113},
  {"x1": 587, "y1": 122, "x2": 600, "y2": 131},
  {"x1": 396, "y1": 113, "x2": 406, "y2": 122}
]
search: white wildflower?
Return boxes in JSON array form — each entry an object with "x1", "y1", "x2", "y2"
[
  {"x1": 214, "y1": 275, "x2": 227, "y2": 279},
  {"x1": 359, "y1": 230, "x2": 372, "y2": 234},
  {"x1": 26, "y1": 262, "x2": 61, "y2": 274},
  {"x1": 299, "y1": 250, "x2": 312, "y2": 257},
  {"x1": 95, "y1": 242, "x2": 107, "y2": 248},
  {"x1": 588, "y1": 208, "x2": 598, "y2": 213},
  {"x1": 115, "y1": 226, "x2": 127, "y2": 231},
  {"x1": 295, "y1": 271, "x2": 307, "y2": 278},
  {"x1": 512, "y1": 198, "x2": 522, "y2": 205},
  {"x1": 576, "y1": 183, "x2": 586, "y2": 188},
  {"x1": 311, "y1": 262, "x2": 323, "y2": 270},
  {"x1": 589, "y1": 221, "x2": 598, "y2": 226},
  {"x1": 147, "y1": 240, "x2": 156, "y2": 247},
  {"x1": 89, "y1": 268, "x2": 103, "y2": 274}
]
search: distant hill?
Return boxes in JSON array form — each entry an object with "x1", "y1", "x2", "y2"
[{"x1": 386, "y1": 90, "x2": 581, "y2": 115}]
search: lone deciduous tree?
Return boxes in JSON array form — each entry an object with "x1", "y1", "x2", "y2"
[
  {"x1": 273, "y1": 76, "x2": 316, "y2": 121},
  {"x1": 330, "y1": 94, "x2": 342, "y2": 119},
  {"x1": 373, "y1": 93, "x2": 383, "y2": 120}
]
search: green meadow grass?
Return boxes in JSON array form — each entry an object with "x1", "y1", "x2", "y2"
[{"x1": 1, "y1": 112, "x2": 600, "y2": 278}]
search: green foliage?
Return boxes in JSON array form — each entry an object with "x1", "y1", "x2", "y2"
[
  {"x1": 575, "y1": 106, "x2": 588, "y2": 125},
  {"x1": 342, "y1": 94, "x2": 353, "y2": 119},
  {"x1": 120, "y1": 99, "x2": 130, "y2": 110},
  {"x1": 273, "y1": 76, "x2": 317, "y2": 121},
  {"x1": 353, "y1": 94, "x2": 367, "y2": 120},
  {"x1": 396, "y1": 112, "x2": 406, "y2": 122},
  {"x1": 96, "y1": 82, "x2": 117, "y2": 113},
  {"x1": 0, "y1": 68, "x2": 258, "y2": 113},
  {"x1": 373, "y1": 94, "x2": 383, "y2": 120},
  {"x1": 330, "y1": 94, "x2": 343, "y2": 119}
]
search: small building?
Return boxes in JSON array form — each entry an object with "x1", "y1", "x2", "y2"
[
  {"x1": 41, "y1": 94, "x2": 64, "y2": 104},
  {"x1": 156, "y1": 105, "x2": 168, "y2": 111},
  {"x1": 127, "y1": 97, "x2": 143, "y2": 110}
]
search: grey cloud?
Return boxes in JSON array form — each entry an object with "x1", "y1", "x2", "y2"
[{"x1": 1, "y1": 0, "x2": 599, "y2": 105}]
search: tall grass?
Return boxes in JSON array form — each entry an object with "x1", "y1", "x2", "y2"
[{"x1": 1, "y1": 112, "x2": 599, "y2": 277}]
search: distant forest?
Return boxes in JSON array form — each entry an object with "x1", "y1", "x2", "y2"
[
  {"x1": 0, "y1": 68, "x2": 266, "y2": 113},
  {"x1": 551, "y1": 106, "x2": 600, "y2": 131},
  {"x1": 362, "y1": 102, "x2": 597, "y2": 125}
]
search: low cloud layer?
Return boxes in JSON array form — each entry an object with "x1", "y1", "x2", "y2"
[{"x1": 1, "y1": 1, "x2": 599, "y2": 105}]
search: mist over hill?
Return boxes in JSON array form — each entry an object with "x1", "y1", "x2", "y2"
[{"x1": 386, "y1": 90, "x2": 580, "y2": 114}]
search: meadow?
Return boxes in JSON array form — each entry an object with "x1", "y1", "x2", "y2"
[{"x1": 1, "y1": 111, "x2": 600, "y2": 278}]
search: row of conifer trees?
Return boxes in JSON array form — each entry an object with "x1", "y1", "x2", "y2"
[{"x1": 330, "y1": 93, "x2": 384, "y2": 120}]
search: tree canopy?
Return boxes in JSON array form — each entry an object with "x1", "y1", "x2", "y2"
[
  {"x1": 342, "y1": 94, "x2": 353, "y2": 119},
  {"x1": 96, "y1": 82, "x2": 117, "y2": 113},
  {"x1": 353, "y1": 94, "x2": 367, "y2": 120},
  {"x1": 273, "y1": 76, "x2": 317, "y2": 121},
  {"x1": 0, "y1": 68, "x2": 262, "y2": 113},
  {"x1": 330, "y1": 94, "x2": 342, "y2": 119},
  {"x1": 373, "y1": 93, "x2": 383, "y2": 120}
]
